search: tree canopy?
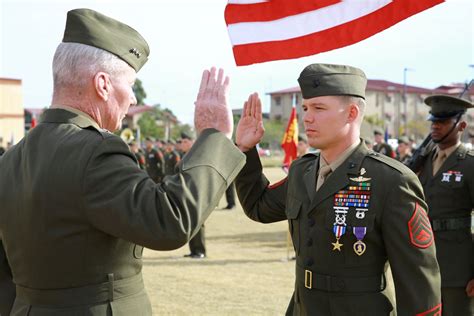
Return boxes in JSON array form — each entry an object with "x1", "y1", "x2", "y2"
[{"x1": 133, "y1": 78, "x2": 147, "y2": 105}]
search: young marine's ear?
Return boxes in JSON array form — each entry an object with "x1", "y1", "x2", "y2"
[
  {"x1": 347, "y1": 102, "x2": 360, "y2": 123},
  {"x1": 94, "y1": 72, "x2": 111, "y2": 102}
]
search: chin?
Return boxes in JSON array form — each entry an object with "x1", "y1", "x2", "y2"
[{"x1": 308, "y1": 139, "x2": 321, "y2": 149}]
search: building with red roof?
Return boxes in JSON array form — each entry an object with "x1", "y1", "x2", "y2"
[{"x1": 267, "y1": 79, "x2": 474, "y2": 141}]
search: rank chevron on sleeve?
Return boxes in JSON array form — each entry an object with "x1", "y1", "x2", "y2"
[{"x1": 408, "y1": 203, "x2": 434, "y2": 249}]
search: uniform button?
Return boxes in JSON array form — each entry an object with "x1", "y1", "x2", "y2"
[
  {"x1": 305, "y1": 257, "x2": 314, "y2": 267},
  {"x1": 306, "y1": 238, "x2": 313, "y2": 247},
  {"x1": 308, "y1": 218, "x2": 315, "y2": 227},
  {"x1": 348, "y1": 162, "x2": 356, "y2": 168}
]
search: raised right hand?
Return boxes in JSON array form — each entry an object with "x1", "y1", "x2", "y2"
[
  {"x1": 194, "y1": 67, "x2": 233, "y2": 139},
  {"x1": 235, "y1": 93, "x2": 265, "y2": 152}
]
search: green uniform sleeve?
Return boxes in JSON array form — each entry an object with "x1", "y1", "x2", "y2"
[
  {"x1": 83, "y1": 128, "x2": 245, "y2": 250},
  {"x1": 382, "y1": 171, "x2": 442, "y2": 314},
  {"x1": 0, "y1": 239, "x2": 15, "y2": 316},
  {"x1": 235, "y1": 147, "x2": 287, "y2": 223}
]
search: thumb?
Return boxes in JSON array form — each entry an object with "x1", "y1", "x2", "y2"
[{"x1": 256, "y1": 121, "x2": 265, "y2": 138}]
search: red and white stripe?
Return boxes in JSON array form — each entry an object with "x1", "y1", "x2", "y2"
[{"x1": 225, "y1": 0, "x2": 444, "y2": 66}]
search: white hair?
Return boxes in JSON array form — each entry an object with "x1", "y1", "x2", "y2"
[{"x1": 52, "y1": 42, "x2": 131, "y2": 90}]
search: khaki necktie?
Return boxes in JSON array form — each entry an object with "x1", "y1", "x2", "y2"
[
  {"x1": 316, "y1": 165, "x2": 332, "y2": 191},
  {"x1": 432, "y1": 150, "x2": 447, "y2": 175}
]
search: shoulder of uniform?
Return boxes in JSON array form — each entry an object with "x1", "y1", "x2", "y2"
[
  {"x1": 295, "y1": 152, "x2": 319, "y2": 164},
  {"x1": 83, "y1": 125, "x2": 114, "y2": 140},
  {"x1": 366, "y1": 150, "x2": 411, "y2": 175},
  {"x1": 301, "y1": 151, "x2": 319, "y2": 160},
  {"x1": 454, "y1": 144, "x2": 474, "y2": 159},
  {"x1": 288, "y1": 152, "x2": 318, "y2": 171}
]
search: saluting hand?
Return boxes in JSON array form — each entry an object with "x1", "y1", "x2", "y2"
[
  {"x1": 236, "y1": 93, "x2": 265, "y2": 152},
  {"x1": 194, "y1": 67, "x2": 233, "y2": 139}
]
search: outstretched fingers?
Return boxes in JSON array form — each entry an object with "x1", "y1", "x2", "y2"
[
  {"x1": 254, "y1": 93, "x2": 262, "y2": 121},
  {"x1": 205, "y1": 67, "x2": 217, "y2": 99},
  {"x1": 248, "y1": 93, "x2": 262, "y2": 120},
  {"x1": 218, "y1": 73, "x2": 230, "y2": 103},
  {"x1": 197, "y1": 69, "x2": 210, "y2": 101}
]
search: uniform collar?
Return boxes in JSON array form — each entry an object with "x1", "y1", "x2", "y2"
[
  {"x1": 319, "y1": 139, "x2": 361, "y2": 174},
  {"x1": 434, "y1": 142, "x2": 461, "y2": 161},
  {"x1": 40, "y1": 106, "x2": 101, "y2": 131},
  {"x1": 307, "y1": 140, "x2": 369, "y2": 211}
]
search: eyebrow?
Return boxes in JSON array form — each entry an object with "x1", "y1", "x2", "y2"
[{"x1": 303, "y1": 102, "x2": 327, "y2": 107}]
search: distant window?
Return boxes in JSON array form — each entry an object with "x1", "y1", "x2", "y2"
[
  {"x1": 275, "y1": 114, "x2": 282, "y2": 120},
  {"x1": 295, "y1": 94, "x2": 299, "y2": 105},
  {"x1": 275, "y1": 96, "x2": 281, "y2": 106}
]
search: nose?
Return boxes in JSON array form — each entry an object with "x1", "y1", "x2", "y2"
[
  {"x1": 431, "y1": 121, "x2": 442, "y2": 129},
  {"x1": 130, "y1": 93, "x2": 137, "y2": 106},
  {"x1": 303, "y1": 110, "x2": 312, "y2": 124}
]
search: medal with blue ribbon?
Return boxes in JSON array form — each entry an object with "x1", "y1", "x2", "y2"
[
  {"x1": 332, "y1": 206, "x2": 348, "y2": 251},
  {"x1": 353, "y1": 226, "x2": 367, "y2": 256},
  {"x1": 332, "y1": 225, "x2": 346, "y2": 251}
]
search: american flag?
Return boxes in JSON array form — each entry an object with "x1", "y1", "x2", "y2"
[{"x1": 225, "y1": 0, "x2": 444, "y2": 66}]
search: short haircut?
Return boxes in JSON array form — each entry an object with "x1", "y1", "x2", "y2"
[
  {"x1": 339, "y1": 96, "x2": 366, "y2": 120},
  {"x1": 52, "y1": 42, "x2": 131, "y2": 90}
]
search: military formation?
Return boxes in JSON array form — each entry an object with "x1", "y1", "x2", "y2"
[
  {"x1": 128, "y1": 136, "x2": 188, "y2": 182},
  {"x1": 0, "y1": 6, "x2": 472, "y2": 316}
]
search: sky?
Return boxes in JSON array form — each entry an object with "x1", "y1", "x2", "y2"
[{"x1": 1, "y1": 0, "x2": 473, "y2": 125}]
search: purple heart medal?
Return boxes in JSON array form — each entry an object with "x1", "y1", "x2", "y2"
[{"x1": 353, "y1": 226, "x2": 367, "y2": 256}]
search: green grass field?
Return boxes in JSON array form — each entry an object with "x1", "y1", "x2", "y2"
[{"x1": 143, "y1": 167, "x2": 293, "y2": 315}]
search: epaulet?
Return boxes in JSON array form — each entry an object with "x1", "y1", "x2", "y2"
[
  {"x1": 301, "y1": 151, "x2": 319, "y2": 159},
  {"x1": 454, "y1": 145, "x2": 473, "y2": 159},
  {"x1": 84, "y1": 125, "x2": 112, "y2": 140},
  {"x1": 291, "y1": 151, "x2": 319, "y2": 166},
  {"x1": 366, "y1": 150, "x2": 408, "y2": 174}
]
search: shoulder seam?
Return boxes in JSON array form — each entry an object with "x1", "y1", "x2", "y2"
[{"x1": 366, "y1": 152, "x2": 406, "y2": 174}]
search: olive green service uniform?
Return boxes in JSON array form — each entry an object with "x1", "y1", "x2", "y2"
[
  {"x1": 135, "y1": 150, "x2": 147, "y2": 170},
  {"x1": 373, "y1": 128, "x2": 395, "y2": 159},
  {"x1": 0, "y1": 8, "x2": 245, "y2": 316},
  {"x1": 144, "y1": 147, "x2": 165, "y2": 182},
  {"x1": 0, "y1": 109, "x2": 244, "y2": 315},
  {"x1": 164, "y1": 148, "x2": 181, "y2": 176},
  {"x1": 235, "y1": 64, "x2": 442, "y2": 316},
  {"x1": 0, "y1": 241, "x2": 15, "y2": 315},
  {"x1": 397, "y1": 136, "x2": 413, "y2": 166},
  {"x1": 418, "y1": 95, "x2": 474, "y2": 316}
]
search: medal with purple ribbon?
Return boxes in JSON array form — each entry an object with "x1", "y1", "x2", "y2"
[{"x1": 353, "y1": 226, "x2": 367, "y2": 256}]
